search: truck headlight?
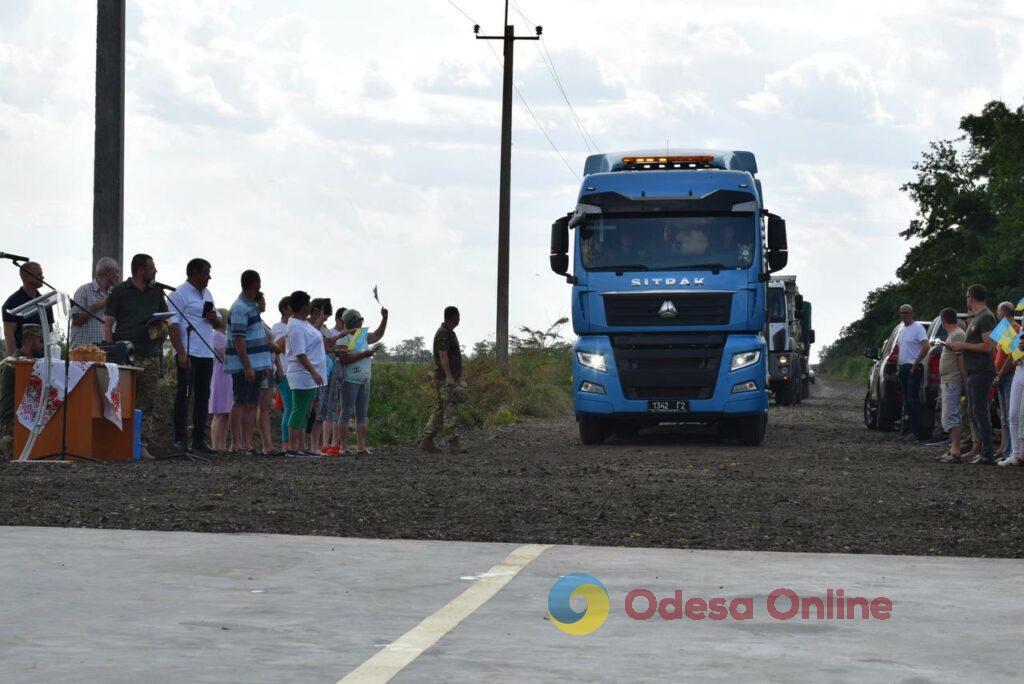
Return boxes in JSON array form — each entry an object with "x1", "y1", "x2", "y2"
[
  {"x1": 778, "y1": 355, "x2": 788, "y2": 365},
  {"x1": 580, "y1": 381, "x2": 605, "y2": 394},
  {"x1": 730, "y1": 350, "x2": 761, "y2": 371},
  {"x1": 576, "y1": 351, "x2": 607, "y2": 372}
]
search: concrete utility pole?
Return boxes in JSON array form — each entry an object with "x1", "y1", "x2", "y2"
[
  {"x1": 475, "y1": 1, "x2": 540, "y2": 366},
  {"x1": 92, "y1": 0, "x2": 126, "y2": 274}
]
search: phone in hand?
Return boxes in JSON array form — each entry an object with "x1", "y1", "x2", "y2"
[{"x1": 202, "y1": 301, "x2": 214, "y2": 316}]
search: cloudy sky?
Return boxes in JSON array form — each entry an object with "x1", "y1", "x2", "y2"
[{"x1": 2, "y1": 0, "x2": 1023, "y2": 356}]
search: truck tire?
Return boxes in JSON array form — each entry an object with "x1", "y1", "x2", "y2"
[
  {"x1": 794, "y1": 377, "x2": 803, "y2": 404},
  {"x1": 578, "y1": 416, "x2": 606, "y2": 445},
  {"x1": 776, "y1": 382, "x2": 795, "y2": 406},
  {"x1": 736, "y1": 414, "x2": 767, "y2": 446},
  {"x1": 802, "y1": 378, "x2": 811, "y2": 399}
]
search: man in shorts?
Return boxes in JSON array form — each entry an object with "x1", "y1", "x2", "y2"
[{"x1": 225, "y1": 270, "x2": 273, "y2": 453}]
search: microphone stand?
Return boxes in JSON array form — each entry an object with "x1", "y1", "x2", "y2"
[
  {"x1": 156, "y1": 284, "x2": 222, "y2": 462},
  {"x1": 2, "y1": 257, "x2": 104, "y2": 463}
]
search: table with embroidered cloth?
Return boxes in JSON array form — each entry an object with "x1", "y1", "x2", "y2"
[{"x1": 10, "y1": 359, "x2": 138, "y2": 461}]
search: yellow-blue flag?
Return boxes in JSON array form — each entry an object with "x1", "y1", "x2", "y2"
[
  {"x1": 1011, "y1": 327, "x2": 1024, "y2": 362},
  {"x1": 988, "y1": 317, "x2": 1016, "y2": 353},
  {"x1": 1017, "y1": 296, "x2": 1024, "y2": 313}
]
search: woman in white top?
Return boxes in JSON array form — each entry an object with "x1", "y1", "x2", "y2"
[{"x1": 285, "y1": 291, "x2": 327, "y2": 455}]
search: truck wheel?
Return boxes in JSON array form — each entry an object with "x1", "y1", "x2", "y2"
[
  {"x1": 794, "y1": 378, "x2": 803, "y2": 404},
  {"x1": 776, "y1": 383, "x2": 795, "y2": 406},
  {"x1": 802, "y1": 379, "x2": 811, "y2": 399},
  {"x1": 578, "y1": 416, "x2": 606, "y2": 445},
  {"x1": 735, "y1": 414, "x2": 767, "y2": 446},
  {"x1": 863, "y1": 392, "x2": 878, "y2": 430}
]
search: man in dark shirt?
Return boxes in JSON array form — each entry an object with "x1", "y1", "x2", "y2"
[
  {"x1": 2, "y1": 262, "x2": 52, "y2": 356},
  {"x1": 103, "y1": 253, "x2": 167, "y2": 457},
  {"x1": 419, "y1": 306, "x2": 466, "y2": 454},
  {"x1": 948, "y1": 284, "x2": 997, "y2": 464}
]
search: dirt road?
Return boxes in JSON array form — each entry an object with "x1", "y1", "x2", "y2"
[{"x1": 2, "y1": 377, "x2": 1022, "y2": 557}]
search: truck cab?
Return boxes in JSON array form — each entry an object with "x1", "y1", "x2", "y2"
[{"x1": 550, "y1": 150, "x2": 789, "y2": 445}]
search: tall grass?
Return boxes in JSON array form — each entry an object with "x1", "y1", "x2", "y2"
[{"x1": 368, "y1": 348, "x2": 572, "y2": 444}]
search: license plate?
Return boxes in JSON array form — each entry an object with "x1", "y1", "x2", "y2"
[{"x1": 648, "y1": 400, "x2": 689, "y2": 413}]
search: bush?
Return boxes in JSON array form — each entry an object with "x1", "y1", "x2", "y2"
[{"x1": 367, "y1": 347, "x2": 572, "y2": 444}]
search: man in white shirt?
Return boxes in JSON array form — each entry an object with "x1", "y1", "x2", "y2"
[
  {"x1": 168, "y1": 258, "x2": 222, "y2": 453},
  {"x1": 896, "y1": 304, "x2": 930, "y2": 440}
]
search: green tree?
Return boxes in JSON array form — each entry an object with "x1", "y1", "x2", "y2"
[{"x1": 822, "y1": 100, "x2": 1024, "y2": 368}]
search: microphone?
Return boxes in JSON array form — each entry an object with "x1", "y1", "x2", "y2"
[
  {"x1": 153, "y1": 282, "x2": 177, "y2": 292},
  {"x1": 0, "y1": 252, "x2": 30, "y2": 262}
]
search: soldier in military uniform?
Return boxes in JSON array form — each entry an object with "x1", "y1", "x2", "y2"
[
  {"x1": 418, "y1": 306, "x2": 467, "y2": 454},
  {"x1": 1, "y1": 323, "x2": 44, "y2": 459}
]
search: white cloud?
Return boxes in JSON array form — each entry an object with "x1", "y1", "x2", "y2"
[
  {"x1": 1, "y1": 0, "x2": 1022, "y2": 356},
  {"x1": 739, "y1": 52, "x2": 890, "y2": 125}
]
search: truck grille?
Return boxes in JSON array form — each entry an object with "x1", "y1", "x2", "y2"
[
  {"x1": 611, "y1": 333, "x2": 725, "y2": 400},
  {"x1": 604, "y1": 292, "x2": 732, "y2": 326}
]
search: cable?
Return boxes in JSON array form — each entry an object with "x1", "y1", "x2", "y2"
[
  {"x1": 485, "y1": 42, "x2": 581, "y2": 181},
  {"x1": 508, "y1": 0, "x2": 599, "y2": 152},
  {"x1": 445, "y1": 0, "x2": 477, "y2": 24}
]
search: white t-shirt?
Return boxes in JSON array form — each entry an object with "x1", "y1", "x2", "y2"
[
  {"x1": 286, "y1": 318, "x2": 327, "y2": 389},
  {"x1": 167, "y1": 282, "x2": 216, "y2": 358},
  {"x1": 897, "y1": 321, "x2": 928, "y2": 366},
  {"x1": 271, "y1": 320, "x2": 288, "y2": 345}
]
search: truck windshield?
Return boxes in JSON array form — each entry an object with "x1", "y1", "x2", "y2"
[
  {"x1": 580, "y1": 213, "x2": 756, "y2": 271},
  {"x1": 768, "y1": 288, "x2": 786, "y2": 322}
]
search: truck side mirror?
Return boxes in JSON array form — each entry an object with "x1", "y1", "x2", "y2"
[
  {"x1": 794, "y1": 294, "x2": 804, "y2": 312},
  {"x1": 550, "y1": 215, "x2": 570, "y2": 275},
  {"x1": 808, "y1": 329, "x2": 816, "y2": 344},
  {"x1": 767, "y1": 213, "x2": 788, "y2": 273},
  {"x1": 864, "y1": 345, "x2": 879, "y2": 360}
]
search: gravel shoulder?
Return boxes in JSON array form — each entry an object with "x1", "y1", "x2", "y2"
[{"x1": 2, "y1": 377, "x2": 1022, "y2": 557}]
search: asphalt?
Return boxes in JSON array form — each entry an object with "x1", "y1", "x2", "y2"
[{"x1": 2, "y1": 526, "x2": 1022, "y2": 682}]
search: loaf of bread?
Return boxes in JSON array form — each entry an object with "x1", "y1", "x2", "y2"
[{"x1": 69, "y1": 344, "x2": 107, "y2": 363}]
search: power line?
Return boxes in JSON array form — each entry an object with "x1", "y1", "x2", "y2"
[
  {"x1": 485, "y1": 42, "x2": 581, "y2": 181},
  {"x1": 445, "y1": 0, "x2": 477, "y2": 25},
  {"x1": 508, "y1": 0, "x2": 599, "y2": 152}
]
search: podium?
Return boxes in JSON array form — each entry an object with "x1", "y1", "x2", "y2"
[{"x1": 12, "y1": 360, "x2": 137, "y2": 461}]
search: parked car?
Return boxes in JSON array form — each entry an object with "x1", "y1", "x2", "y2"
[{"x1": 863, "y1": 321, "x2": 932, "y2": 432}]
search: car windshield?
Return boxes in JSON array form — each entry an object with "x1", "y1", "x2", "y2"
[
  {"x1": 580, "y1": 213, "x2": 757, "y2": 271},
  {"x1": 768, "y1": 288, "x2": 786, "y2": 322}
]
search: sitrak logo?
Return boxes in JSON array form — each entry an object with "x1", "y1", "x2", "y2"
[{"x1": 547, "y1": 573, "x2": 610, "y2": 635}]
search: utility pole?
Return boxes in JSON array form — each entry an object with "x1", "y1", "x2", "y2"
[
  {"x1": 93, "y1": 0, "x2": 126, "y2": 275},
  {"x1": 475, "y1": 1, "x2": 540, "y2": 367}
]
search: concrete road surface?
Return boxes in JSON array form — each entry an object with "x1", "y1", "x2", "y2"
[{"x1": 1, "y1": 526, "x2": 1022, "y2": 683}]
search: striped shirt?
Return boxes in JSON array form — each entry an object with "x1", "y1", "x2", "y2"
[{"x1": 224, "y1": 295, "x2": 272, "y2": 373}]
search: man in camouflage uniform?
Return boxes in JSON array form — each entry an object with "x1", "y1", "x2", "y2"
[
  {"x1": 1, "y1": 323, "x2": 44, "y2": 460},
  {"x1": 419, "y1": 306, "x2": 467, "y2": 454}
]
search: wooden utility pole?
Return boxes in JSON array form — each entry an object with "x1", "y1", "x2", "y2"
[
  {"x1": 92, "y1": 0, "x2": 126, "y2": 274},
  {"x1": 476, "y1": 1, "x2": 540, "y2": 366}
]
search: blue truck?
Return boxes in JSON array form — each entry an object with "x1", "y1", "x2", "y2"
[{"x1": 548, "y1": 150, "x2": 789, "y2": 446}]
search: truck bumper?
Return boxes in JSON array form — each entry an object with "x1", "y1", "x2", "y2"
[{"x1": 573, "y1": 333, "x2": 769, "y2": 420}]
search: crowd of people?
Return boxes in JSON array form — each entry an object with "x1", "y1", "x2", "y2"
[
  {"x1": 894, "y1": 284, "x2": 1024, "y2": 466},
  {"x1": 0, "y1": 255, "x2": 468, "y2": 459}
]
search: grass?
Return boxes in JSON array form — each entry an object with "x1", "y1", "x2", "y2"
[
  {"x1": 816, "y1": 354, "x2": 873, "y2": 383},
  {"x1": 368, "y1": 348, "x2": 573, "y2": 444}
]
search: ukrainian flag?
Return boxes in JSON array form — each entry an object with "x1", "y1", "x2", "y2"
[{"x1": 989, "y1": 317, "x2": 1017, "y2": 353}]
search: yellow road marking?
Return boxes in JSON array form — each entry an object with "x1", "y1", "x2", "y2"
[{"x1": 338, "y1": 543, "x2": 552, "y2": 683}]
